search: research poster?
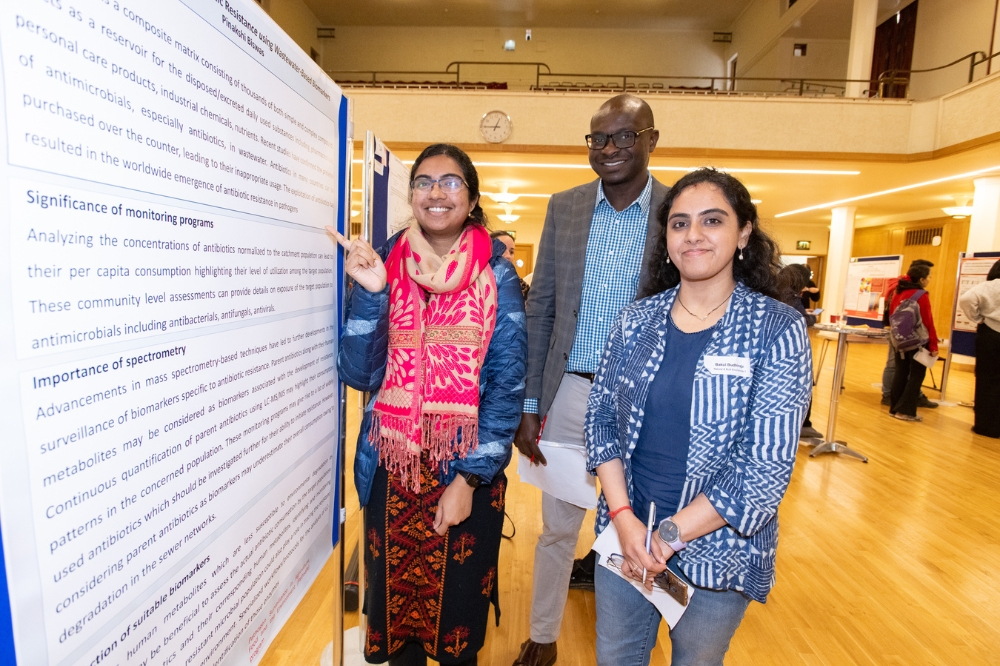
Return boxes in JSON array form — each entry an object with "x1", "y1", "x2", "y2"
[
  {"x1": 0, "y1": 1, "x2": 345, "y2": 664},
  {"x1": 953, "y1": 256, "x2": 1000, "y2": 332},
  {"x1": 843, "y1": 255, "x2": 902, "y2": 322}
]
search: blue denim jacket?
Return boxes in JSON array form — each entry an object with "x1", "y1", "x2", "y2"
[
  {"x1": 586, "y1": 283, "x2": 812, "y2": 603},
  {"x1": 338, "y1": 231, "x2": 527, "y2": 507}
]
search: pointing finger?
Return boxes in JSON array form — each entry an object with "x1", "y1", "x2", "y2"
[{"x1": 326, "y1": 227, "x2": 353, "y2": 252}]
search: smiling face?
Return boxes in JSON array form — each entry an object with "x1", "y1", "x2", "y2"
[
  {"x1": 410, "y1": 154, "x2": 478, "y2": 241},
  {"x1": 665, "y1": 182, "x2": 752, "y2": 286},
  {"x1": 588, "y1": 101, "x2": 658, "y2": 187}
]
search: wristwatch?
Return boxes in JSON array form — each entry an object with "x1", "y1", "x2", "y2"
[
  {"x1": 657, "y1": 518, "x2": 688, "y2": 552},
  {"x1": 458, "y1": 471, "x2": 482, "y2": 488}
]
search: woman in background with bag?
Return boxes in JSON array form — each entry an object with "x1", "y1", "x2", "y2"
[
  {"x1": 959, "y1": 260, "x2": 1000, "y2": 438},
  {"x1": 888, "y1": 264, "x2": 937, "y2": 422}
]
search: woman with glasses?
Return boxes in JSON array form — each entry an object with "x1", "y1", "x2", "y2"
[
  {"x1": 331, "y1": 144, "x2": 527, "y2": 666},
  {"x1": 585, "y1": 169, "x2": 812, "y2": 666}
]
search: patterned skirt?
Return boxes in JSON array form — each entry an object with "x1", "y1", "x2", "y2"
[{"x1": 363, "y1": 454, "x2": 506, "y2": 664}]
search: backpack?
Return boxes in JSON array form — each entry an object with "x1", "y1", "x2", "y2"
[{"x1": 888, "y1": 290, "x2": 929, "y2": 351}]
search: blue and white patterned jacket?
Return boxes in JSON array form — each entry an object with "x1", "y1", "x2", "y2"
[
  {"x1": 338, "y1": 231, "x2": 527, "y2": 507},
  {"x1": 585, "y1": 283, "x2": 811, "y2": 603}
]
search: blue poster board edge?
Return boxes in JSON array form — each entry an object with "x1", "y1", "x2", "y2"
[
  {"x1": 332, "y1": 95, "x2": 349, "y2": 550},
  {"x1": 0, "y1": 521, "x2": 17, "y2": 663}
]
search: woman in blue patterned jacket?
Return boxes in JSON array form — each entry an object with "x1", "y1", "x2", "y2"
[
  {"x1": 586, "y1": 168, "x2": 812, "y2": 666},
  {"x1": 331, "y1": 144, "x2": 526, "y2": 666}
]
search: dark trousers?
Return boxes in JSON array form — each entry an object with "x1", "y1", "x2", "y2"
[
  {"x1": 388, "y1": 642, "x2": 477, "y2": 666},
  {"x1": 974, "y1": 323, "x2": 1000, "y2": 438},
  {"x1": 890, "y1": 349, "x2": 927, "y2": 417}
]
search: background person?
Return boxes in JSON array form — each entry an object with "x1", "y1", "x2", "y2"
[
  {"x1": 882, "y1": 260, "x2": 938, "y2": 409},
  {"x1": 778, "y1": 264, "x2": 820, "y2": 439},
  {"x1": 959, "y1": 260, "x2": 1000, "y2": 438},
  {"x1": 888, "y1": 264, "x2": 938, "y2": 422},
  {"x1": 332, "y1": 144, "x2": 527, "y2": 666},
  {"x1": 512, "y1": 94, "x2": 669, "y2": 666},
  {"x1": 586, "y1": 168, "x2": 811, "y2": 666},
  {"x1": 491, "y1": 229, "x2": 530, "y2": 298}
]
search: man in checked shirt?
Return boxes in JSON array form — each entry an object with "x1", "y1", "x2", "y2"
[{"x1": 512, "y1": 95, "x2": 669, "y2": 666}]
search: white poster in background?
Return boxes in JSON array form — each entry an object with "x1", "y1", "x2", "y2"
[
  {"x1": 0, "y1": 0, "x2": 342, "y2": 665},
  {"x1": 386, "y1": 152, "x2": 412, "y2": 236},
  {"x1": 954, "y1": 258, "x2": 998, "y2": 332},
  {"x1": 843, "y1": 257, "x2": 902, "y2": 320}
]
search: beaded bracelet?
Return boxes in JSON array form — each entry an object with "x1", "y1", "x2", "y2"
[{"x1": 608, "y1": 506, "x2": 633, "y2": 521}]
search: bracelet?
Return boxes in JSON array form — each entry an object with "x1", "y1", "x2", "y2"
[{"x1": 608, "y1": 506, "x2": 633, "y2": 521}]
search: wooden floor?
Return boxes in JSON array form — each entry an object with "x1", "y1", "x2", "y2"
[{"x1": 260, "y1": 335, "x2": 1000, "y2": 665}]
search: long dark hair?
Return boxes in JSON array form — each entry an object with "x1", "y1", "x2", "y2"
[
  {"x1": 640, "y1": 168, "x2": 781, "y2": 298},
  {"x1": 777, "y1": 264, "x2": 809, "y2": 302},
  {"x1": 410, "y1": 144, "x2": 488, "y2": 227}
]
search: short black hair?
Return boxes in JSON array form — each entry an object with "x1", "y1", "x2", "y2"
[
  {"x1": 909, "y1": 259, "x2": 934, "y2": 269},
  {"x1": 640, "y1": 168, "x2": 781, "y2": 298},
  {"x1": 908, "y1": 264, "x2": 931, "y2": 282},
  {"x1": 987, "y1": 260, "x2": 1000, "y2": 281}
]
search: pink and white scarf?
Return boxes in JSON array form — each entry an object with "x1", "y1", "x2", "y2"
[{"x1": 371, "y1": 223, "x2": 498, "y2": 491}]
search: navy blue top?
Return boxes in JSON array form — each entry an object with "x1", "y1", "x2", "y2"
[{"x1": 631, "y1": 315, "x2": 716, "y2": 524}]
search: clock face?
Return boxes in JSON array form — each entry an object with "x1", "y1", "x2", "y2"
[{"x1": 480, "y1": 111, "x2": 512, "y2": 143}]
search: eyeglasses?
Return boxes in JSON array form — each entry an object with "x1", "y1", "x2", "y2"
[
  {"x1": 585, "y1": 127, "x2": 655, "y2": 150},
  {"x1": 605, "y1": 554, "x2": 689, "y2": 606},
  {"x1": 411, "y1": 176, "x2": 467, "y2": 193}
]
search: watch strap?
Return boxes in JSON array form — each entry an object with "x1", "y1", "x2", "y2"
[{"x1": 458, "y1": 471, "x2": 482, "y2": 488}]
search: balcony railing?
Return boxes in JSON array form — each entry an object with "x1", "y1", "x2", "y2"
[{"x1": 327, "y1": 51, "x2": 1000, "y2": 99}]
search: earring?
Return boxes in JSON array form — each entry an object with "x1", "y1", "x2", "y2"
[
  {"x1": 666, "y1": 255, "x2": 671, "y2": 264},
  {"x1": 739, "y1": 247, "x2": 744, "y2": 261}
]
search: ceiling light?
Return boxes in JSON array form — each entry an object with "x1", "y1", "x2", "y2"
[
  {"x1": 942, "y1": 206, "x2": 973, "y2": 218},
  {"x1": 775, "y1": 165, "x2": 1000, "y2": 217},
  {"x1": 486, "y1": 183, "x2": 520, "y2": 204},
  {"x1": 497, "y1": 204, "x2": 520, "y2": 224},
  {"x1": 751, "y1": 199, "x2": 763, "y2": 204},
  {"x1": 351, "y1": 209, "x2": 359, "y2": 217}
]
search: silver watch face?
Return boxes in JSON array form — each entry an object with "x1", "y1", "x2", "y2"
[{"x1": 658, "y1": 519, "x2": 680, "y2": 543}]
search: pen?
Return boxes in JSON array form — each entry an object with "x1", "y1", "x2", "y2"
[
  {"x1": 531, "y1": 415, "x2": 547, "y2": 464},
  {"x1": 642, "y1": 501, "x2": 656, "y2": 585}
]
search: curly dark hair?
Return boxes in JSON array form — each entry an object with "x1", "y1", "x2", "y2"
[
  {"x1": 410, "y1": 143, "x2": 488, "y2": 227},
  {"x1": 987, "y1": 260, "x2": 1000, "y2": 281},
  {"x1": 639, "y1": 168, "x2": 781, "y2": 298}
]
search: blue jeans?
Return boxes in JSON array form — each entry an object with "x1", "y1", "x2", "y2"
[{"x1": 594, "y1": 560, "x2": 751, "y2": 666}]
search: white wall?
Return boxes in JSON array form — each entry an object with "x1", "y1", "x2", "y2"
[
  {"x1": 740, "y1": 37, "x2": 851, "y2": 93},
  {"x1": 265, "y1": 0, "x2": 323, "y2": 62},
  {"x1": 321, "y1": 26, "x2": 726, "y2": 89},
  {"x1": 726, "y1": 0, "x2": 823, "y2": 75},
  {"x1": 909, "y1": 0, "x2": 1000, "y2": 100}
]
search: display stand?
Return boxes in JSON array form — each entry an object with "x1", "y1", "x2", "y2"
[
  {"x1": 939, "y1": 252, "x2": 1000, "y2": 401},
  {"x1": 808, "y1": 324, "x2": 884, "y2": 462}
]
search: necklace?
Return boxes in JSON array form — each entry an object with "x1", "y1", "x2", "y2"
[{"x1": 676, "y1": 290, "x2": 734, "y2": 322}]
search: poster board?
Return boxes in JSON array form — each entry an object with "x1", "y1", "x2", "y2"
[
  {"x1": 367, "y1": 134, "x2": 411, "y2": 249},
  {"x1": 843, "y1": 255, "x2": 903, "y2": 326},
  {"x1": 0, "y1": 0, "x2": 346, "y2": 663},
  {"x1": 949, "y1": 252, "x2": 1000, "y2": 356}
]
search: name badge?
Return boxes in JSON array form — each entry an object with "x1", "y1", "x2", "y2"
[{"x1": 704, "y1": 355, "x2": 752, "y2": 378}]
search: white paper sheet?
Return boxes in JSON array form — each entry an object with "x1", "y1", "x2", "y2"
[
  {"x1": 517, "y1": 440, "x2": 597, "y2": 509},
  {"x1": 592, "y1": 522, "x2": 693, "y2": 628}
]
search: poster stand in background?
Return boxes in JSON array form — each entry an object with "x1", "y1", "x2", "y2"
[
  {"x1": 939, "y1": 251, "x2": 1000, "y2": 401},
  {"x1": 842, "y1": 255, "x2": 903, "y2": 326},
  {"x1": 365, "y1": 134, "x2": 413, "y2": 248},
  {"x1": 341, "y1": 133, "x2": 411, "y2": 665}
]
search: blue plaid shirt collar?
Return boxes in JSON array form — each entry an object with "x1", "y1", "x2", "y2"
[{"x1": 595, "y1": 173, "x2": 653, "y2": 216}]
